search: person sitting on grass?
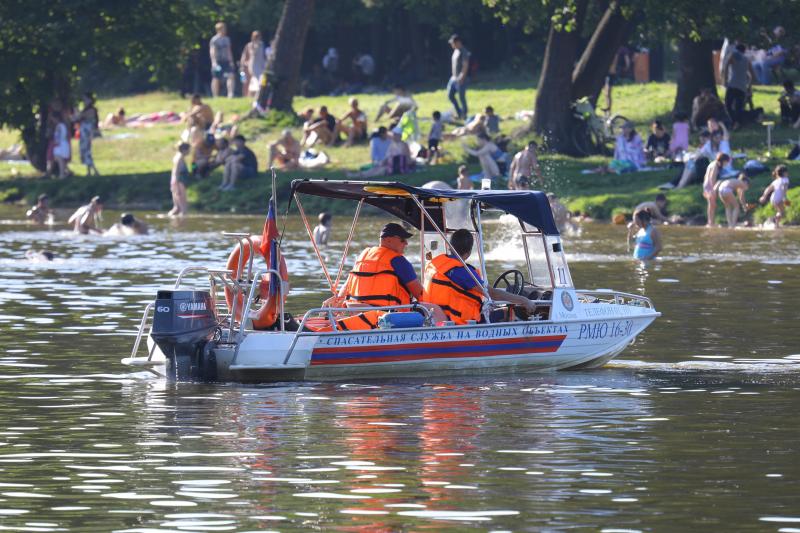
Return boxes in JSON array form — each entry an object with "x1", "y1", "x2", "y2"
[
  {"x1": 645, "y1": 120, "x2": 671, "y2": 163},
  {"x1": 102, "y1": 107, "x2": 126, "y2": 128},
  {"x1": 610, "y1": 121, "x2": 645, "y2": 173},
  {"x1": 192, "y1": 134, "x2": 217, "y2": 179},
  {"x1": 369, "y1": 126, "x2": 391, "y2": 165},
  {"x1": 374, "y1": 86, "x2": 416, "y2": 122},
  {"x1": 462, "y1": 133, "x2": 501, "y2": 183},
  {"x1": 715, "y1": 173, "x2": 751, "y2": 228},
  {"x1": 220, "y1": 135, "x2": 257, "y2": 191},
  {"x1": 301, "y1": 106, "x2": 337, "y2": 147},
  {"x1": 267, "y1": 129, "x2": 301, "y2": 170},
  {"x1": 337, "y1": 98, "x2": 368, "y2": 147}
]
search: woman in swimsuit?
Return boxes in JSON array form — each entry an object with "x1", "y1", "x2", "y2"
[
  {"x1": 715, "y1": 173, "x2": 750, "y2": 228},
  {"x1": 702, "y1": 152, "x2": 730, "y2": 227},
  {"x1": 630, "y1": 210, "x2": 662, "y2": 261},
  {"x1": 759, "y1": 165, "x2": 790, "y2": 226}
]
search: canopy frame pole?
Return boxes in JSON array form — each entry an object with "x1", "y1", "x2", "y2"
[
  {"x1": 295, "y1": 195, "x2": 336, "y2": 294},
  {"x1": 472, "y1": 201, "x2": 489, "y2": 291},
  {"x1": 518, "y1": 219, "x2": 536, "y2": 283},
  {"x1": 419, "y1": 202, "x2": 426, "y2": 285},
  {"x1": 409, "y1": 194, "x2": 489, "y2": 301},
  {"x1": 333, "y1": 198, "x2": 364, "y2": 293}
]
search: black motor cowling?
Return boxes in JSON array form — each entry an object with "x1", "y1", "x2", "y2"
[{"x1": 150, "y1": 290, "x2": 218, "y2": 382}]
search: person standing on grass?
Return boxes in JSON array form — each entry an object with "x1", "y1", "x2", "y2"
[
  {"x1": 240, "y1": 31, "x2": 267, "y2": 98},
  {"x1": 722, "y1": 43, "x2": 755, "y2": 129},
  {"x1": 74, "y1": 92, "x2": 100, "y2": 176},
  {"x1": 209, "y1": 22, "x2": 235, "y2": 98},
  {"x1": 170, "y1": 142, "x2": 191, "y2": 217},
  {"x1": 447, "y1": 34, "x2": 470, "y2": 120}
]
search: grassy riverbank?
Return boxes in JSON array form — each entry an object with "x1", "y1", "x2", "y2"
[{"x1": 1, "y1": 80, "x2": 798, "y2": 223}]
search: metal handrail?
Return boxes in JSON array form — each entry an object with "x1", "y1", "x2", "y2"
[
  {"x1": 130, "y1": 303, "x2": 153, "y2": 359},
  {"x1": 575, "y1": 289, "x2": 654, "y2": 309},
  {"x1": 281, "y1": 304, "x2": 433, "y2": 365}
]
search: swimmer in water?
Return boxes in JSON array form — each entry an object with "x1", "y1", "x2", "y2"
[
  {"x1": 106, "y1": 213, "x2": 149, "y2": 236},
  {"x1": 26, "y1": 194, "x2": 52, "y2": 225},
  {"x1": 629, "y1": 210, "x2": 662, "y2": 261},
  {"x1": 67, "y1": 196, "x2": 103, "y2": 234},
  {"x1": 313, "y1": 212, "x2": 331, "y2": 246}
]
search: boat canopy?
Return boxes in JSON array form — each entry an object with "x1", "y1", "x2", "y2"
[{"x1": 290, "y1": 179, "x2": 560, "y2": 236}]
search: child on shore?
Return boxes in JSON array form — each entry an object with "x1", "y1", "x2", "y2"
[
  {"x1": 703, "y1": 152, "x2": 731, "y2": 226},
  {"x1": 169, "y1": 142, "x2": 191, "y2": 217},
  {"x1": 428, "y1": 111, "x2": 443, "y2": 164},
  {"x1": 759, "y1": 164, "x2": 790, "y2": 226},
  {"x1": 715, "y1": 173, "x2": 750, "y2": 228}
]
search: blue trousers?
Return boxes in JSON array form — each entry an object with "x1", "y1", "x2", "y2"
[{"x1": 447, "y1": 77, "x2": 468, "y2": 119}]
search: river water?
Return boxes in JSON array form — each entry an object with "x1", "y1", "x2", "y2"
[{"x1": 0, "y1": 206, "x2": 798, "y2": 532}]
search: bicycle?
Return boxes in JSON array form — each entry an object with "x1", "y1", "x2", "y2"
[{"x1": 570, "y1": 96, "x2": 629, "y2": 157}]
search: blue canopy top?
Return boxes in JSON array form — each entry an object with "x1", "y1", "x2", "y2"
[{"x1": 290, "y1": 179, "x2": 560, "y2": 236}]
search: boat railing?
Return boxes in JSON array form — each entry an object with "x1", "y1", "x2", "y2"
[{"x1": 575, "y1": 289, "x2": 655, "y2": 309}]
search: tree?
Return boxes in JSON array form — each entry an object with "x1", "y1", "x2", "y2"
[
  {"x1": 266, "y1": 0, "x2": 315, "y2": 112},
  {"x1": 0, "y1": 0, "x2": 215, "y2": 172}
]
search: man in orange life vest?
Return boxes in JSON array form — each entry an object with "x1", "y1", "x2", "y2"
[
  {"x1": 423, "y1": 229, "x2": 537, "y2": 324},
  {"x1": 331, "y1": 222, "x2": 424, "y2": 330}
]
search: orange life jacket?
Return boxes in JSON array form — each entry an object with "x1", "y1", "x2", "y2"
[
  {"x1": 342, "y1": 246, "x2": 411, "y2": 308},
  {"x1": 422, "y1": 255, "x2": 483, "y2": 325}
]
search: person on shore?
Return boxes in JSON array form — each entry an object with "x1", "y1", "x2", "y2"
[
  {"x1": 759, "y1": 164, "x2": 790, "y2": 226},
  {"x1": 427, "y1": 111, "x2": 443, "y2": 164},
  {"x1": 369, "y1": 126, "x2": 391, "y2": 165},
  {"x1": 102, "y1": 107, "x2": 126, "y2": 128},
  {"x1": 74, "y1": 92, "x2": 100, "y2": 176},
  {"x1": 422, "y1": 229, "x2": 537, "y2": 324},
  {"x1": 51, "y1": 110, "x2": 72, "y2": 179},
  {"x1": 106, "y1": 213, "x2": 149, "y2": 235},
  {"x1": 169, "y1": 142, "x2": 191, "y2": 217},
  {"x1": 192, "y1": 134, "x2": 217, "y2": 179},
  {"x1": 509, "y1": 141, "x2": 543, "y2": 189},
  {"x1": 209, "y1": 22, "x2": 235, "y2": 98},
  {"x1": 457, "y1": 165, "x2": 472, "y2": 190},
  {"x1": 634, "y1": 194, "x2": 669, "y2": 224},
  {"x1": 462, "y1": 133, "x2": 500, "y2": 184},
  {"x1": 313, "y1": 212, "x2": 332, "y2": 246},
  {"x1": 447, "y1": 34, "x2": 470, "y2": 120},
  {"x1": 240, "y1": 30, "x2": 267, "y2": 98},
  {"x1": 267, "y1": 129, "x2": 301, "y2": 170},
  {"x1": 26, "y1": 194, "x2": 52, "y2": 225},
  {"x1": 302, "y1": 106, "x2": 337, "y2": 147},
  {"x1": 220, "y1": 135, "x2": 257, "y2": 191},
  {"x1": 716, "y1": 173, "x2": 751, "y2": 228},
  {"x1": 611, "y1": 121, "x2": 645, "y2": 173},
  {"x1": 669, "y1": 113, "x2": 690, "y2": 157},
  {"x1": 337, "y1": 98, "x2": 368, "y2": 147},
  {"x1": 375, "y1": 86, "x2": 416, "y2": 123},
  {"x1": 629, "y1": 210, "x2": 662, "y2": 261},
  {"x1": 779, "y1": 80, "x2": 800, "y2": 126},
  {"x1": 186, "y1": 94, "x2": 214, "y2": 140},
  {"x1": 68, "y1": 196, "x2": 103, "y2": 234},
  {"x1": 722, "y1": 43, "x2": 756, "y2": 129},
  {"x1": 703, "y1": 153, "x2": 731, "y2": 227},
  {"x1": 645, "y1": 120, "x2": 671, "y2": 162}
]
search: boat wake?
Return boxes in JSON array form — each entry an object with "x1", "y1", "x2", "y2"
[{"x1": 610, "y1": 355, "x2": 800, "y2": 373}]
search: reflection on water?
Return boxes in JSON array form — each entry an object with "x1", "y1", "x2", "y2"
[{"x1": 0, "y1": 206, "x2": 798, "y2": 530}]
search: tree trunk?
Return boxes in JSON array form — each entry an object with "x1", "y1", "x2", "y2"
[
  {"x1": 267, "y1": 0, "x2": 315, "y2": 112},
  {"x1": 571, "y1": 2, "x2": 637, "y2": 103},
  {"x1": 673, "y1": 38, "x2": 716, "y2": 117},
  {"x1": 20, "y1": 74, "x2": 71, "y2": 173},
  {"x1": 533, "y1": 0, "x2": 588, "y2": 155}
]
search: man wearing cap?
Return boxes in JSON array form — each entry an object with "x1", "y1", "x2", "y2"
[
  {"x1": 447, "y1": 34, "x2": 471, "y2": 120},
  {"x1": 68, "y1": 196, "x2": 103, "y2": 234},
  {"x1": 26, "y1": 194, "x2": 51, "y2": 225},
  {"x1": 325, "y1": 223, "x2": 423, "y2": 330}
]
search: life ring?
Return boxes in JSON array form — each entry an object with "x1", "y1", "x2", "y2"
[{"x1": 224, "y1": 235, "x2": 288, "y2": 330}]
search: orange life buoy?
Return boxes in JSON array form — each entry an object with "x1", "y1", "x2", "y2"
[{"x1": 224, "y1": 235, "x2": 288, "y2": 330}]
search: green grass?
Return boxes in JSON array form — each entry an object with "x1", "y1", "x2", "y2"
[{"x1": 1, "y1": 81, "x2": 799, "y2": 223}]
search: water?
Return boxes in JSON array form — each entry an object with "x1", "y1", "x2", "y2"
[{"x1": 0, "y1": 206, "x2": 798, "y2": 531}]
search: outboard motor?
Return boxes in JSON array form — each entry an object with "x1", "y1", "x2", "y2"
[{"x1": 150, "y1": 290, "x2": 219, "y2": 382}]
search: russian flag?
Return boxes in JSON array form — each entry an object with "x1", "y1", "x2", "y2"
[{"x1": 259, "y1": 195, "x2": 280, "y2": 299}]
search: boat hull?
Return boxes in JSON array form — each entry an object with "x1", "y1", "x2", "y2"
[{"x1": 208, "y1": 313, "x2": 658, "y2": 382}]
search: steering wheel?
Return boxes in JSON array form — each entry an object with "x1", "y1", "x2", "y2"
[{"x1": 492, "y1": 269, "x2": 526, "y2": 295}]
